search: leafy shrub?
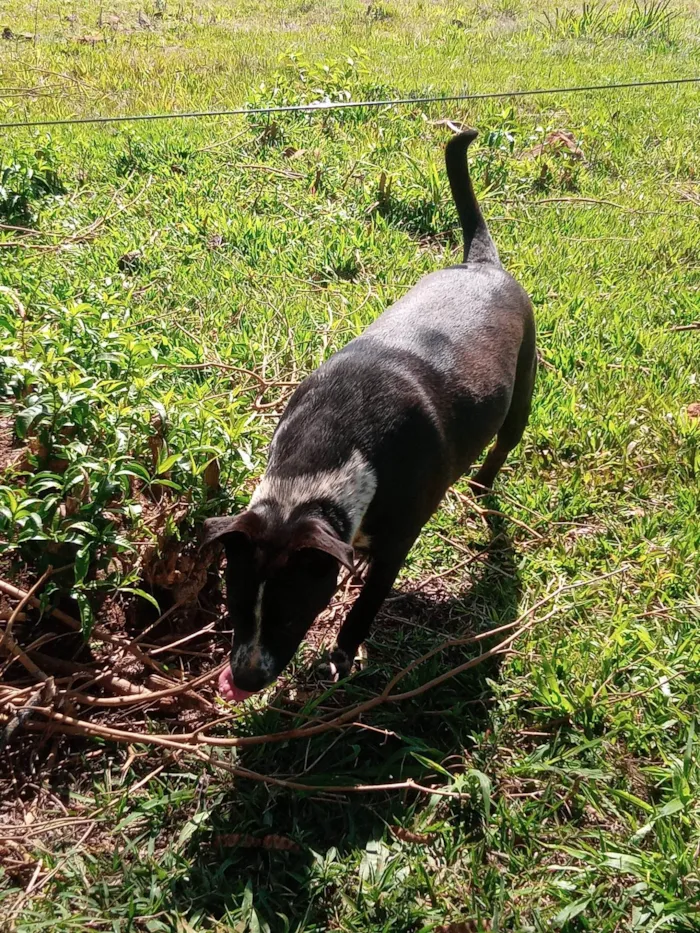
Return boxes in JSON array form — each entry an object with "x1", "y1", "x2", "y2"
[
  {"x1": 0, "y1": 304, "x2": 250, "y2": 632},
  {"x1": 0, "y1": 139, "x2": 66, "y2": 226},
  {"x1": 245, "y1": 51, "x2": 396, "y2": 141}
]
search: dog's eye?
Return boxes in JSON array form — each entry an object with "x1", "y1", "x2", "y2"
[{"x1": 291, "y1": 548, "x2": 333, "y2": 577}]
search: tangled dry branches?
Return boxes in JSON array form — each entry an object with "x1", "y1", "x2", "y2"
[{"x1": 0, "y1": 567, "x2": 623, "y2": 795}]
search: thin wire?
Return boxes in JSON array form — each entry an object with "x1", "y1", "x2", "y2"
[{"x1": 0, "y1": 75, "x2": 698, "y2": 131}]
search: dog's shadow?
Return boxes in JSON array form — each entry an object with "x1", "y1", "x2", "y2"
[
  {"x1": 173, "y1": 500, "x2": 522, "y2": 926},
  {"x1": 370, "y1": 501, "x2": 520, "y2": 698}
]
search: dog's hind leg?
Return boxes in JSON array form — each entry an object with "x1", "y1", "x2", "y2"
[
  {"x1": 323, "y1": 540, "x2": 416, "y2": 679},
  {"x1": 471, "y1": 334, "x2": 537, "y2": 494}
]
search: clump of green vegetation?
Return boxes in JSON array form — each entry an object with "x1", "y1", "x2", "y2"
[
  {"x1": 541, "y1": 0, "x2": 679, "y2": 41},
  {"x1": 366, "y1": 2, "x2": 395, "y2": 22},
  {"x1": 0, "y1": 139, "x2": 65, "y2": 225},
  {"x1": 245, "y1": 51, "x2": 397, "y2": 143},
  {"x1": 0, "y1": 307, "x2": 244, "y2": 630}
]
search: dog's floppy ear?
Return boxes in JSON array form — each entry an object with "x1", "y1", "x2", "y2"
[
  {"x1": 291, "y1": 519, "x2": 355, "y2": 573},
  {"x1": 200, "y1": 510, "x2": 265, "y2": 550}
]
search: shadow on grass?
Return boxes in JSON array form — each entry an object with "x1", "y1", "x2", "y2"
[{"x1": 172, "y1": 500, "x2": 522, "y2": 926}]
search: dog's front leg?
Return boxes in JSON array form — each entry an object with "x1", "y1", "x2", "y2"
[{"x1": 325, "y1": 543, "x2": 414, "y2": 679}]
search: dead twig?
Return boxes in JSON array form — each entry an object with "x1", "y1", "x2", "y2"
[
  {"x1": 239, "y1": 163, "x2": 304, "y2": 180},
  {"x1": 0, "y1": 566, "x2": 53, "y2": 654},
  {"x1": 0, "y1": 222, "x2": 67, "y2": 237},
  {"x1": 20, "y1": 623, "x2": 524, "y2": 751},
  {"x1": 168, "y1": 360, "x2": 298, "y2": 390},
  {"x1": 0, "y1": 285, "x2": 27, "y2": 319},
  {"x1": 0, "y1": 577, "x2": 165, "y2": 674},
  {"x1": 25, "y1": 652, "x2": 156, "y2": 701},
  {"x1": 0, "y1": 175, "x2": 151, "y2": 254},
  {"x1": 5, "y1": 822, "x2": 96, "y2": 922},
  {"x1": 59, "y1": 661, "x2": 226, "y2": 708},
  {"x1": 3, "y1": 570, "x2": 623, "y2": 799},
  {"x1": 598, "y1": 668, "x2": 688, "y2": 706},
  {"x1": 148, "y1": 622, "x2": 216, "y2": 656},
  {"x1": 513, "y1": 195, "x2": 661, "y2": 214},
  {"x1": 453, "y1": 488, "x2": 544, "y2": 539},
  {"x1": 29, "y1": 572, "x2": 620, "y2": 751},
  {"x1": 0, "y1": 628, "x2": 51, "y2": 682},
  {"x1": 194, "y1": 129, "x2": 248, "y2": 154},
  {"x1": 251, "y1": 387, "x2": 296, "y2": 411},
  {"x1": 411, "y1": 542, "x2": 496, "y2": 592},
  {"x1": 1, "y1": 678, "x2": 55, "y2": 749},
  {"x1": 669, "y1": 322, "x2": 700, "y2": 332},
  {"x1": 199, "y1": 752, "x2": 473, "y2": 797},
  {"x1": 0, "y1": 85, "x2": 68, "y2": 99},
  {"x1": 19, "y1": 64, "x2": 103, "y2": 95},
  {"x1": 24, "y1": 709, "x2": 196, "y2": 750}
]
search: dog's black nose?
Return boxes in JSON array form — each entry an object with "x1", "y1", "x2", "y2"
[{"x1": 231, "y1": 664, "x2": 270, "y2": 693}]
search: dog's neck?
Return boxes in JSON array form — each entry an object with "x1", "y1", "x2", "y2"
[{"x1": 250, "y1": 449, "x2": 377, "y2": 544}]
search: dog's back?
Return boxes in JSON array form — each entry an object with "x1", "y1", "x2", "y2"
[{"x1": 265, "y1": 132, "x2": 535, "y2": 529}]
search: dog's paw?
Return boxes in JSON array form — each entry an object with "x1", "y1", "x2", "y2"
[{"x1": 316, "y1": 647, "x2": 354, "y2": 683}]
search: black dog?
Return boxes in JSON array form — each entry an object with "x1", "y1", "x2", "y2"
[{"x1": 203, "y1": 129, "x2": 536, "y2": 701}]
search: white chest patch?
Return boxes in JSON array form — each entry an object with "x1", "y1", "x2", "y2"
[{"x1": 250, "y1": 449, "x2": 377, "y2": 540}]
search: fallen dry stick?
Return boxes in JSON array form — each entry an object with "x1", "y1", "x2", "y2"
[
  {"x1": 520, "y1": 195, "x2": 662, "y2": 214},
  {"x1": 0, "y1": 177, "x2": 151, "y2": 253},
  {"x1": 199, "y1": 753, "x2": 474, "y2": 798},
  {"x1": 60, "y1": 661, "x2": 226, "y2": 708},
  {"x1": 213, "y1": 568, "x2": 625, "y2": 746},
  {"x1": 0, "y1": 577, "x2": 165, "y2": 675},
  {"x1": 453, "y1": 487, "x2": 544, "y2": 539},
  {"x1": 24, "y1": 622, "x2": 524, "y2": 752},
  {"x1": 669, "y1": 322, "x2": 700, "y2": 332},
  {"x1": 148, "y1": 622, "x2": 216, "y2": 656},
  {"x1": 5, "y1": 569, "x2": 624, "y2": 796},
  {"x1": 0, "y1": 568, "x2": 54, "y2": 661},
  {"x1": 23, "y1": 571, "x2": 624, "y2": 753},
  {"x1": 26, "y1": 709, "x2": 195, "y2": 751},
  {"x1": 412, "y1": 538, "x2": 498, "y2": 591},
  {"x1": 169, "y1": 359, "x2": 297, "y2": 391},
  {"x1": 26, "y1": 651, "x2": 171, "y2": 704},
  {"x1": 1, "y1": 678, "x2": 55, "y2": 749},
  {"x1": 0, "y1": 285, "x2": 27, "y2": 319},
  {"x1": 239, "y1": 163, "x2": 304, "y2": 180},
  {"x1": 1, "y1": 629, "x2": 50, "y2": 682}
]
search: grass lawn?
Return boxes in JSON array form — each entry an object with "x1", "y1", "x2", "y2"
[{"x1": 1, "y1": 0, "x2": 700, "y2": 930}]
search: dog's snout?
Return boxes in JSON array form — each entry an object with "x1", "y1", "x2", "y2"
[
  {"x1": 231, "y1": 642, "x2": 276, "y2": 692},
  {"x1": 231, "y1": 663, "x2": 270, "y2": 693}
]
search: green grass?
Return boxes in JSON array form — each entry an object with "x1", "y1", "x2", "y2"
[{"x1": 1, "y1": 1, "x2": 700, "y2": 931}]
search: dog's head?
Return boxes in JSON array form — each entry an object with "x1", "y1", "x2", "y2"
[{"x1": 202, "y1": 507, "x2": 353, "y2": 696}]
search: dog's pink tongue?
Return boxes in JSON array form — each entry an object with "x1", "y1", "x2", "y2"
[{"x1": 218, "y1": 666, "x2": 254, "y2": 703}]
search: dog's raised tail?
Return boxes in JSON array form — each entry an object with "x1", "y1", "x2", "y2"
[{"x1": 445, "y1": 129, "x2": 500, "y2": 266}]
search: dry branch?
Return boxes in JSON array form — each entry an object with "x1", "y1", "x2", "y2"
[
  {"x1": 169, "y1": 359, "x2": 298, "y2": 391},
  {"x1": 1, "y1": 568, "x2": 53, "y2": 658},
  {"x1": 0, "y1": 537, "x2": 623, "y2": 796},
  {"x1": 0, "y1": 577, "x2": 165, "y2": 674},
  {"x1": 60, "y1": 662, "x2": 226, "y2": 708},
  {"x1": 669, "y1": 322, "x2": 700, "y2": 332},
  {"x1": 239, "y1": 163, "x2": 304, "y2": 180},
  {"x1": 0, "y1": 285, "x2": 27, "y2": 321},
  {"x1": 199, "y1": 753, "x2": 474, "y2": 797},
  {"x1": 0, "y1": 176, "x2": 151, "y2": 252},
  {"x1": 32, "y1": 573, "x2": 616, "y2": 757}
]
